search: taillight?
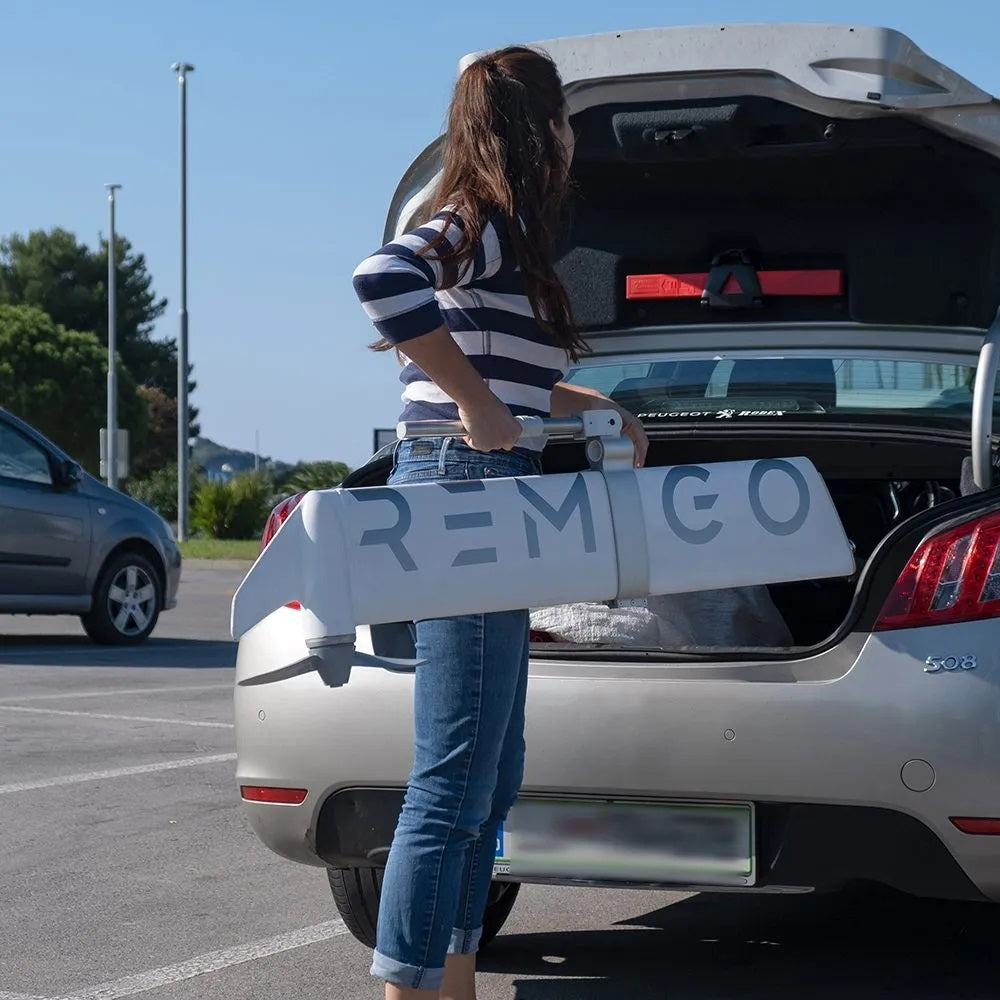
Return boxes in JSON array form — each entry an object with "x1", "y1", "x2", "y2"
[
  {"x1": 875, "y1": 510, "x2": 1000, "y2": 631},
  {"x1": 260, "y1": 493, "x2": 306, "y2": 611},
  {"x1": 260, "y1": 493, "x2": 306, "y2": 552},
  {"x1": 240, "y1": 785, "x2": 308, "y2": 805}
]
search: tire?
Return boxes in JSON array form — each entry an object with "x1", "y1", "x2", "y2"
[
  {"x1": 81, "y1": 551, "x2": 162, "y2": 645},
  {"x1": 327, "y1": 866, "x2": 520, "y2": 951},
  {"x1": 481, "y1": 878, "x2": 521, "y2": 944}
]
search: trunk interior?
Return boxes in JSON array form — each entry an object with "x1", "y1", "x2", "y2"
[{"x1": 538, "y1": 432, "x2": 968, "y2": 650}]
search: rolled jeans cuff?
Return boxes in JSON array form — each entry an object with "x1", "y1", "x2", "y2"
[
  {"x1": 370, "y1": 950, "x2": 445, "y2": 992},
  {"x1": 448, "y1": 924, "x2": 483, "y2": 955}
]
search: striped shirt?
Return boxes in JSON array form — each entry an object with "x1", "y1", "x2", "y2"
[{"x1": 352, "y1": 210, "x2": 568, "y2": 445}]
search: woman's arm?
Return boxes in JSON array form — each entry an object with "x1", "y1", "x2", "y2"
[
  {"x1": 550, "y1": 381, "x2": 649, "y2": 467},
  {"x1": 352, "y1": 213, "x2": 520, "y2": 452}
]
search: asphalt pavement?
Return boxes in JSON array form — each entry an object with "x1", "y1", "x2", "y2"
[{"x1": 0, "y1": 560, "x2": 997, "y2": 999}]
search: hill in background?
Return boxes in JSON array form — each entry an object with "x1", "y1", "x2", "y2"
[{"x1": 192, "y1": 436, "x2": 294, "y2": 482}]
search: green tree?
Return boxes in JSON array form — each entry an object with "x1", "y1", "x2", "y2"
[
  {"x1": 0, "y1": 304, "x2": 146, "y2": 472},
  {"x1": 132, "y1": 385, "x2": 178, "y2": 479},
  {"x1": 280, "y1": 460, "x2": 352, "y2": 493},
  {"x1": 0, "y1": 228, "x2": 198, "y2": 438}
]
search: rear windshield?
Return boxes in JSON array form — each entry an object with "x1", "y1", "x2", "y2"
[{"x1": 565, "y1": 357, "x2": 989, "y2": 426}]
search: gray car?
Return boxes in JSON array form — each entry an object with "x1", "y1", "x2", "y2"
[
  {"x1": 231, "y1": 23, "x2": 1000, "y2": 951},
  {"x1": 0, "y1": 407, "x2": 181, "y2": 644}
]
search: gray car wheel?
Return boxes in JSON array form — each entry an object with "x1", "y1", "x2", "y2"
[
  {"x1": 81, "y1": 552, "x2": 162, "y2": 645},
  {"x1": 326, "y1": 867, "x2": 520, "y2": 951}
]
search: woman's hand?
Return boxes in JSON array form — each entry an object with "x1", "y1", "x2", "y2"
[
  {"x1": 615, "y1": 404, "x2": 649, "y2": 468},
  {"x1": 458, "y1": 393, "x2": 523, "y2": 453},
  {"x1": 386, "y1": 326, "x2": 523, "y2": 453},
  {"x1": 550, "y1": 382, "x2": 649, "y2": 467}
]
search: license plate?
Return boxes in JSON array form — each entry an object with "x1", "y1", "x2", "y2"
[{"x1": 493, "y1": 799, "x2": 755, "y2": 886}]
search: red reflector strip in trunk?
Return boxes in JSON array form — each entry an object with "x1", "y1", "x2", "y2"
[
  {"x1": 951, "y1": 817, "x2": 1000, "y2": 835},
  {"x1": 627, "y1": 273, "x2": 706, "y2": 299},
  {"x1": 626, "y1": 270, "x2": 844, "y2": 300},
  {"x1": 240, "y1": 785, "x2": 308, "y2": 805}
]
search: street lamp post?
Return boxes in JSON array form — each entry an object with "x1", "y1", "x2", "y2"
[
  {"x1": 172, "y1": 61, "x2": 194, "y2": 540},
  {"x1": 105, "y1": 183, "x2": 121, "y2": 489}
]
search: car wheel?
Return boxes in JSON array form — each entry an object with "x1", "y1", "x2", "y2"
[
  {"x1": 326, "y1": 867, "x2": 520, "y2": 951},
  {"x1": 81, "y1": 552, "x2": 162, "y2": 645}
]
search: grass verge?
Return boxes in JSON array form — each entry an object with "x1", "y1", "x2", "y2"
[{"x1": 179, "y1": 537, "x2": 260, "y2": 561}]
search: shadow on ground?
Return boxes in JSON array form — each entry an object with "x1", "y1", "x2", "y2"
[
  {"x1": 481, "y1": 887, "x2": 999, "y2": 999},
  {"x1": 0, "y1": 636, "x2": 236, "y2": 669}
]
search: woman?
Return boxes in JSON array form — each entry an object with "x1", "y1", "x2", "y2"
[{"x1": 352, "y1": 45, "x2": 648, "y2": 1000}]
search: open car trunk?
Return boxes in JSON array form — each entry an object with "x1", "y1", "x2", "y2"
[{"x1": 362, "y1": 24, "x2": 1000, "y2": 656}]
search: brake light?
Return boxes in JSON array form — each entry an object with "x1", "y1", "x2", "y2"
[
  {"x1": 260, "y1": 493, "x2": 306, "y2": 552},
  {"x1": 240, "y1": 785, "x2": 308, "y2": 805},
  {"x1": 260, "y1": 493, "x2": 306, "y2": 611},
  {"x1": 875, "y1": 510, "x2": 1000, "y2": 631}
]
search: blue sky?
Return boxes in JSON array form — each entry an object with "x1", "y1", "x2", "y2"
[{"x1": 3, "y1": 0, "x2": 999, "y2": 468}]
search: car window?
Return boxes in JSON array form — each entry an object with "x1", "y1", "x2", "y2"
[
  {"x1": 565, "y1": 357, "x2": 990, "y2": 425},
  {"x1": 0, "y1": 423, "x2": 53, "y2": 485}
]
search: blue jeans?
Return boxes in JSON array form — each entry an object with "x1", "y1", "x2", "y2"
[{"x1": 371, "y1": 438, "x2": 542, "y2": 991}]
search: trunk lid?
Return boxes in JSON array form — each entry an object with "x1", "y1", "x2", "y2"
[{"x1": 384, "y1": 23, "x2": 1000, "y2": 334}]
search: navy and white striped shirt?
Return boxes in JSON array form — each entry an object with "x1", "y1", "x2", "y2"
[{"x1": 352, "y1": 210, "x2": 568, "y2": 443}]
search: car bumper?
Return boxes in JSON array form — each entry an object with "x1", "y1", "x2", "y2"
[
  {"x1": 312, "y1": 786, "x2": 984, "y2": 900},
  {"x1": 234, "y1": 610, "x2": 1000, "y2": 902},
  {"x1": 160, "y1": 538, "x2": 182, "y2": 610}
]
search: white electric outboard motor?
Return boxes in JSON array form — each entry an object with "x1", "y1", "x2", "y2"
[{"x1": 231, "y1": 411, "x2": 854, "y2": 687}]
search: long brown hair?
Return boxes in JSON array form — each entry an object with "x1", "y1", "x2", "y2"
[{"x1": 372, "y1": 45, "x2": 587, "y2": 361}]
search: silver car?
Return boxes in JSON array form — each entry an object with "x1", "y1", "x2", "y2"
[
  {"x1": 0, "y1": 407, "x2": 182, "y2": 643},
  {"x1": 232, "y1": 24, "x2": 1000, "y2": 950}
]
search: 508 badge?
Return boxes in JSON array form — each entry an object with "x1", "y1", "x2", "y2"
[{"x1": 925, "y1": 655, "x2": 978, "y2": 674}]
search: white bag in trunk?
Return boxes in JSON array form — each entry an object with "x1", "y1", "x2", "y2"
[{"x1": 530, "y1": 586, "x2": 792, "y2": 648}]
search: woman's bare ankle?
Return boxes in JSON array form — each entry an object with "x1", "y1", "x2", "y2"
[
  {"x1": 440, "y1": 952, "x2": 477, "y2": 1000},
  {"x1": 385, "y1": 984, "x2": 440, "y2": 1000}
]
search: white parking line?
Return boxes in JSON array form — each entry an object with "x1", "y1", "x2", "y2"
[
  {"x1": 0, "y1": 754, "x2": 236, "y2": 795},
  {"x1": 52, "y1": 920, "x2": 348, "y2": 999},
  {"x1": 0, "y1": 706, "x2": 233, "y2": 729},
  {"x1": 0, "y1": 684, "x2": 231, "y2": 702}
]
